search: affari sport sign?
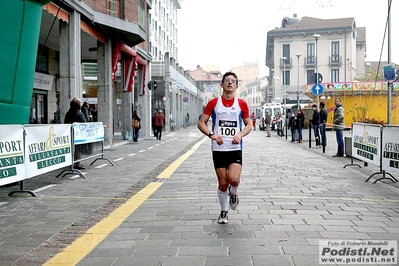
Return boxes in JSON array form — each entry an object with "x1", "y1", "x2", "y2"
[
  {"x1": 351, "y1": 123, "x2": 381, "y2": 166},
  {"x1": 381, "y1": 125, "x2": 399, "y2": 173},
  {"x1": 0, "y1": 125, "x2": 25, "y2": 186},
  {"x1": 24, "y1": 124, "x2": 72, "y2": 179}
]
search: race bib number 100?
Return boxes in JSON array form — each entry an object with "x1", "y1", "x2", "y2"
[{"x1": 219, "y1": 120, "x2": 238, "y2": 137}]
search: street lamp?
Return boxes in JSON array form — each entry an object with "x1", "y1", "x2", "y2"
[
  {"x1": 295, "y1": 53, "x2": 301, "y2": 111},
  {"x1": 281, "y1": 56, "x2": 287, "y2": 115},
  {"x1": 313, "y1": 33, "x2": 321, "y2": 108}
]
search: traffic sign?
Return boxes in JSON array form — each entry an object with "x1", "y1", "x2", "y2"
[
  {"x1": 311, "y1": 84, "x2": 324, "y2": 96},
  {"x1": 383, "y1": 64, "x2": 396, "y2": 81},
  {"x1": 183, "y1": 96, "x2": 189, "y2": 103}
]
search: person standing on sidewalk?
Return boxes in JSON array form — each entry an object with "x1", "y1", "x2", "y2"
[
  {"x1": 288, "y1": 112, "x2": 297, "y2": 143},
  {"x1": 296, "y1": 109, "x2": 305, "y2": 143},
  {"x1": 311, "y1": 104, "x2": 321, "y2": 148},
  {"x1": 64, "y1": 97, "x2": 86, "y2": 170},
  {"x1": 319, "y1": 101, "x2": 328, "y2": 147},
  {"x1": 132, "y1": 110, "x2": 141, "y2": 142},
  {"x1": 333, "y1": 97, "x2": 345, "y2": 157},
  {"x1": 265, "y1": 110, "x2": 271, "y2": 137},
  {"x1": 197, "y1": 72, "x2": 252, "y2": 224},
  {"x1": 154, "y1": 110, "x2": 165, "y2": 140}
]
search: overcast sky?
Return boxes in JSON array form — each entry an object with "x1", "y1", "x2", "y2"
[{"x1": 177, "y1": 0, "x2": 398, "y2": 76}]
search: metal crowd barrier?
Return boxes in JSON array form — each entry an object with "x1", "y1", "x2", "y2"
[
  {"x1": 0, "y1": 123, "x2": 115, "y2": 197},
  {"x1": 56, "y1": 122, "x2": 114, "y2": 179},
  {"x1": 344, "y1": 123, "x2": 398, "y2": 184}
]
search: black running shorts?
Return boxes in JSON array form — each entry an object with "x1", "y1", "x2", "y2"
[{"x1": 212, "y1": 150, "x2": 242, "y2": 169}]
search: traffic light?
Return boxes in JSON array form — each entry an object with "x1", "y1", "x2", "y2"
[
  {"x1": 148, "y1": 81, "x2": 158, "y2": 90},
  {"x1": 314, "y1": 73, "x2": 323, "y2": 84}
]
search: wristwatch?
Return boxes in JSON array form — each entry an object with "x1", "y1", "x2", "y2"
[{"x1": 208, "y1": 131, "x2": 214, "y2": 138}]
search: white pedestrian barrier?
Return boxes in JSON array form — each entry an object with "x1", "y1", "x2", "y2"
[
  {"x1": 0, "y1": 123, "x2": 114, "y2": 197},
  {"x1": 345, "y1": 123, "x2": 398, "y2": 183}
]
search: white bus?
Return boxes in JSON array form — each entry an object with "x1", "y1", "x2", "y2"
[
  {"x1": 261, "y1": 103, "x2": 283, "y2": 119},
  {"x1": 260, "y1": 103, "x2": 283, "y2": 130},
  {"x1": 284, "y1": 98, "x2": 312, "y2": 115}
]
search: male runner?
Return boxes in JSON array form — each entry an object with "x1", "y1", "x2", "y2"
[{"x1": 197, "y1": 71, "x2": 252, "y2": 224}]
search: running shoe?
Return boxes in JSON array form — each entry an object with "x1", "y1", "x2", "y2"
[
  {"x1": 218, "y1": 211, "x2": 228, "y2": 224},
  {"x1": 229, "y1": 192, "x2": 239, "y2": 210}
]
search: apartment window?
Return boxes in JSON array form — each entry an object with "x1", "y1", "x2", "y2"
[
  {"x1": 307, "y1": 43, "x2": 315, "y2": 64},
  {"x1": 331, "y1": 41, "x2": 340, "y2": 62},
  {"x1": 282, "y1": 70, "x2": 290, "y2": 86},
  {"x1": 138, "y1": 0, "x2": 145, "y2": 28},
  {"x1": 331, "y1": 69, "x2": 339, "y2": 82},
  {"x1": 282, "y1": 44, "x2": 290, "y2": 64},
  {"x1": 107, "y1": 0, "x2": 117, "y2": 16},
  {"x1": 306, "y1": 70, "x2": 315, "y2": 84}
]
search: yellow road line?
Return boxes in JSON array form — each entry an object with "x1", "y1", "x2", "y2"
[
  {"x1": 42, "y1": 137, "x2": 207, "y2": 266},
  {"x1": 43, "y1": 182, "x2": 161, "y2": 266},
  {"x1": 157, "y1": 137, "x2": 207, "y2": 179}
]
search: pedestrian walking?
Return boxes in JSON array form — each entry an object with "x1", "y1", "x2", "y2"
[
  {"x1": 64, "y1": 97, "x2": 86, "y2": 170},
  {"x1": 251, "y1": 112, "x2": 256, "y2": 130},
  {"x1": 264, "y1": 110, "x2": 271, "y2": 137},
  {"x1": 311, "y1": 104, "x2": 321, "y2": 148},
  {"x1": 333, "y1": 97, "x2": 345, "y2": 157},
  {"x1": 319, "y1": 101, "x2": 328, "y2": 147},
  {"x1": 154, "y1": 110, "x2": 165, "y2": 140},
  {"x1": 197, "y1": 71, "x2": 252, "y2": 224},
  {"x1": 132, "y1": 110, "x2": 141, "y2": 142},
  {"x1": 288, "y1": 112, "x2": 297, "y2": 142},
  {"x1": 296, "y1": 109, "x2": 305, "y2": 143}
]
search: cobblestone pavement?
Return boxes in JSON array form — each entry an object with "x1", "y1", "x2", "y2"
[{"x1": 1, "y1": 127, "x2": 398, "y2": 266}]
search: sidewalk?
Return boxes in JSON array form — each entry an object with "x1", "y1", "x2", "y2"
[{"x1": 1, "y1": 127, "x2": 399, "y2": 266}]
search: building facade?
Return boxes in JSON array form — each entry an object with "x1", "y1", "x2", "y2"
[
  {"x1": 30, "y1": 0, "x2": 153, "y2": 145},
  {"x1": 1, "y1": 0, "x2": 203, "y2": 145},
  {"x1": 148, "y1": 0, "x2": 203, "y2": 129},
  {"x1": 266, "y1": 15, "x2": 366, "y2": 105}
]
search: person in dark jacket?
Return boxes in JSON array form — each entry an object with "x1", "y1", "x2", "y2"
[
  {"x1": 288, "y1": 112, "x2": 297, "y2": 143},
  {"x1": 64, "y1": 97, "x2": 86, "y2": 170},
  {"x1": 319, "y1": 101, "x2": 328, "y2": 147},
  {"x1": 311, "y1": 104, "x2": 321, "y2": 148},
  {"x1": 81, "y1": 101, "x2": 92, "y2": 122},
  {"x1": 132, "y1": 110, "x2": 141, "y2": 142},
  {"x1": 296, "y1": 109, "x2": 305, "y2": 143}
]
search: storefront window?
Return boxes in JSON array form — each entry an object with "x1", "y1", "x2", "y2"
[{"x1": 29, "y1": 92, "x2": 47, "y2": 124}]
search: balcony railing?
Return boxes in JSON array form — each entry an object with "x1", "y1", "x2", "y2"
[
  {"x1": 304, "y1": 56, "x2": 316, "y2": 68},
  {"x1": 329, "y1": 55, "x2": 342, "y2": 66},
  {"x1": 279, "y1": 57, "x2": 292, "y2": 69}
]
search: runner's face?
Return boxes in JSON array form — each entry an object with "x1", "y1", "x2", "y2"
[{"x1": 221, "y1": 75, "x2": 237, "y2": 92}]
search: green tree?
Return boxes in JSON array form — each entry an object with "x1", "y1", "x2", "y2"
[{"x1": 355, "y1": 67, "x2": 384, "y2": 81}]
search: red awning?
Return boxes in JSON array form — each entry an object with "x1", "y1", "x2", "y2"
[
  {"x1": 43, "y1": 2, "x2": 69, "y2": 22},
  {"x1": 112, "y1": 40, "x2": 148, "y2": 94}
]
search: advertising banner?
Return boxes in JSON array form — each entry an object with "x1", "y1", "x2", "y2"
[
  {"x1": 24, "y1": 124, "x2": 72, "y2": 178},
  {"x1": 73, "y1": 122, "x2": 104, "y2": 144},
  {"x1": 352, "y1": 123, "x2": 382, "y2": 166},
  {"x1": 381, "y1": 126, "x2": 399, "y2": 174},
  {"x1": 0, "y1": 125, "x2": 25, "y2": 186}
]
